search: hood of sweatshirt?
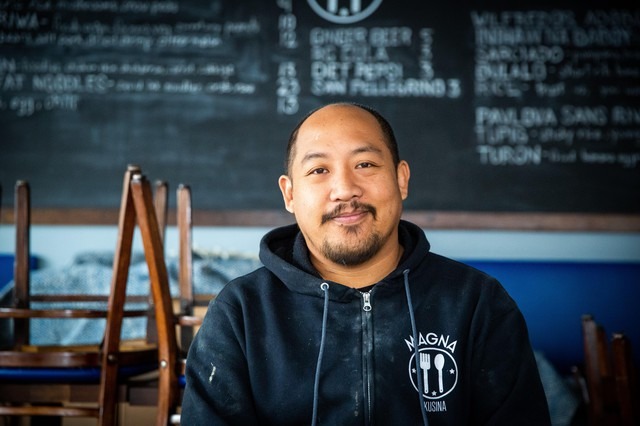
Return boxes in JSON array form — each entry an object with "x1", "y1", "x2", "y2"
[
  {"x1": 258, "y1": 219, "x2": 431, "y2": 300},
  {"x1": 259, "y1": 219, "x2": 435, "y2": 425}
]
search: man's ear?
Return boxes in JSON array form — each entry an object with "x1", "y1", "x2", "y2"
[
  {"x1": 397, "y1": 160, "x2": 410, "y2": 201},
  {"x1": 278, "y1": 175, "x2": 294, "y2": 213}
]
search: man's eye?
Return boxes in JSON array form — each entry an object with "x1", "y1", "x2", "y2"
[
  {"x1": 357, "y1": 162, "x2": 374, "y2": 168},
  {"x1": 309, "y1": 168, "x2": 327, "y2": 175}
]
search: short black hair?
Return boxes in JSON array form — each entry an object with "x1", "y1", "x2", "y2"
[{"x1": 284, "y1": 102, "x2": 400, "y2": 176}]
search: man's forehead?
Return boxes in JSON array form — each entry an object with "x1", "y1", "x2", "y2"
[
  {"x1": 303, "y1": 103, "x2": 375, "y2": 125},
  {"x1": 296, "y1": 108, "x2": 382, "y2": 142}
]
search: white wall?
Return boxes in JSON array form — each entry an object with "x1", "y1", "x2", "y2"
[{"x1": 1, "y1": 224, "x2": 639, "y2": 269}]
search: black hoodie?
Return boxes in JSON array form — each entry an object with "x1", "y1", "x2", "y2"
[{"x1": 182, "y1": 220, "x2": 551, "y2": 425}]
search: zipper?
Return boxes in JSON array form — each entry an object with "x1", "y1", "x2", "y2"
[
  {"x1": 361, "y1": 289, "x2": 374, "y2": 424},
  {"x1": 362, "y1": 291, "x2": 372, "y2": 312}
]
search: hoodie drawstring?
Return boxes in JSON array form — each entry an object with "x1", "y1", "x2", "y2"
[
  {"x1": 403, "y1": 269, "x2": 429, "y2": 426},
  {"x1": 312, "y1": 276, "x2": 429, "y2": 426},
  {"x1": 311, "y1": 282, "x2": 330, "y2": 426}
]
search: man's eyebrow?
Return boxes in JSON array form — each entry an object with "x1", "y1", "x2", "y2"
[
  {"x1": 300, "y1": 151, "x2": 328, "y2": 165},
  {"x1": 353, "y1": 145, "x2": 383, "y2": 156},
  {"x1": 300, "y1": 144, "x2": 382, "y2": 168},
  {"x1": 299, "y1": 144, "x2": 384, "y2": 165}
]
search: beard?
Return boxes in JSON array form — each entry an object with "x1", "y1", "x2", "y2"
[
  {"x1": 319, "y1": 201, "x2": 382, "y2": 266},
  {"x1": 321, "y1": 230, "x2": 383, "y2": 266}
]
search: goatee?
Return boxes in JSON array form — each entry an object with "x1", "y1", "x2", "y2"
[{"x1": 320, "y1": 201, "x2": 381, "y2": 266}]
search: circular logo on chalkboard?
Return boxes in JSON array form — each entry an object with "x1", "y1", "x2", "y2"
[{"x1": 307, "y1": 0, "x2": 383, "y2": 24}]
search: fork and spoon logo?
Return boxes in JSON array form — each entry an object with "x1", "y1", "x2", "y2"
[{"x1": 410, "y1": 348, "x2": 458, "y2": 399}]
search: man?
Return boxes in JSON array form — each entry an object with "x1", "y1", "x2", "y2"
[{"x1": 182, "y1": 102, "x2": 551, "y2": 425}]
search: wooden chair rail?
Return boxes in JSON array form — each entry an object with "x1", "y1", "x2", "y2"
[
  {"x1": 193, "y1": 294, "x2": 214, "y2": 304},
  {"x1": 0, "y1": 307, "x2": 148, "y2": 319},
  {"x1": 0, "y1": 406, "x2": 100, "y2": 417},
  {"x1": 0, "y1": 382, "x2": 104, "y2": 403},
  {"x1": 30, "y1": 294, "x2": 150, "y2": 303},
  {"x1": 0, "y1": 351, "x2": 101, "y2": 367},
  {"x1": 0, "y1": 346, "x2": 158, "y2": 367}
]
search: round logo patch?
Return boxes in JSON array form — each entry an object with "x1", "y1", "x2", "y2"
[{"x1": 409, "y1": 348, "x2": 458, "y2": 399}]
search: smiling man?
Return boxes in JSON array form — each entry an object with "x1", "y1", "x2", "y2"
[
  {"x1": 182, "y1": 103, "x2": 551, "y2": 425},
  {"x1": 279, "y1": 103, "x2": 409, "y2": 286}
]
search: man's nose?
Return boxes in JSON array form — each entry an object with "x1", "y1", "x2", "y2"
[{"x1": 330, "y1": 169, "x2": 363, "y2": 201}]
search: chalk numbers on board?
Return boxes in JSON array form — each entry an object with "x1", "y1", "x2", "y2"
[
  {"x1": 277, "y1": 62, "x2": 300, "y2": 115},
  {"x1": 276, "y1": 1, "x2": 300, "y2": 115}
]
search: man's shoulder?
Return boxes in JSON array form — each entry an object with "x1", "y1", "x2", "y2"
[
  {"x1": 418, "y1": 252, "x2": 505, "y2": 298},
  {"x1": 425, "y1": 252, "x2": 494, "y2": 279},
  {"x1": 218, "y1": 266, "x2": 281, "y2": 299}
]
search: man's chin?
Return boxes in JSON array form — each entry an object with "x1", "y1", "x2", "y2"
[{"x1": 321, "y1": 232, "x2": 382, "y2": 266}]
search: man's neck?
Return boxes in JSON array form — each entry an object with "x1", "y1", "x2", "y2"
[{"x1": 311, "y1": 243, "x2": 404, "y2": 289}]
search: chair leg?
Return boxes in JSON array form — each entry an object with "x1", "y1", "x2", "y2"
[
  {"x1": 612, "y1": 334, "x2": 638, "y2": 426},
  {"x1": 582, "y1": 315, "x2": 638, "y2": 426}
]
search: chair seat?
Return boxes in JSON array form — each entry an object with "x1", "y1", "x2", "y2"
[
  {"x1": 0, "y1": 363, "x2": 156, "y2": 382},
  {"x1": 0, "y1": 306, "x2": 148, "y2": 319},
  {"x1": 0, "y1": 340, "x2": 158, "y2": 367},
  {"x1": 0, "y1": 341, "x2": 159, "y2": 381}
]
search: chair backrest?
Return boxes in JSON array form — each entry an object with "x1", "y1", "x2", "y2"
[
  {"x1": 13, "y1": 180, "x2": 31, "y2": 349},
  {"x1": 154, "y1": 180, "x2": 169, "y2": 243},
  {"x1": 175, "y1": 184, "x2": 214, "y2": 354},
  {"x1": 582, "y1": 314, "x2": 639, "y2": 426},
  {"x1": 146, "y1": 180, "x2": 169, "y2": 345},
  {"x1": 172, "y1": 184, "x2": 214, "y2": 424},
  {"x1": 177, "y1": 184, "x2": 197, "y2": 355}
]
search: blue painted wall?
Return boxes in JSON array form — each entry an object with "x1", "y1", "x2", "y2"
[{"x1": 466, "y1": 260, "x2": 640, "y2": 374}]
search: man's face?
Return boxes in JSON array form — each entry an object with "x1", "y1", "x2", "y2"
[{"x1": 279, "y1": 104, "x2": 410, "y2": 267}]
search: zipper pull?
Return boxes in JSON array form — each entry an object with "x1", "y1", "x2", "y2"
[{"x1": 362, "y1": 291, "x2": 372, "y2": 312}]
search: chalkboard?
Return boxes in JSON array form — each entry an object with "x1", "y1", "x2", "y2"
[{"x1": 1, "y1": 0, "x2": 639, "y2": 221}]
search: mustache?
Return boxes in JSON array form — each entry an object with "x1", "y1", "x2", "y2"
[{"x1": 321, "y1": 201, "x2": 377, "y2": 225}]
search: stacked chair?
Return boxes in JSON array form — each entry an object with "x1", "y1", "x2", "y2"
[
  {"x1": 580, "y1": 314, "x2": 639, "y2": 426},
  {"x1": 173, "y1": 184, "x2": 212, "y2": 422},
  {"x1": 125, "y1": 183, "x2": 208, "y2": 424},
  {"x1": 0, "y1": 166, "x2": 179, "y2": 425}
]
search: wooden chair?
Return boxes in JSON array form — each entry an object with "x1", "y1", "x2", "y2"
[
  {"x1": 176, "y1": 184, "x2": 208, "y2": 358},
  {"x1": 125, "y1": 183, "x2": 207, "y2": 424},
  {"x1": 0, "y1": 166, "x2": 178, "y2": 426},
  {"x1": 171, "y1": 184, "x2": 212, "y2": 423},
  {"x1": 133, "y1": 182, "x2": 237, "y2": 423},
  {"x1": 581, "y1": 314, "x2": 639, "y2": 426}
]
